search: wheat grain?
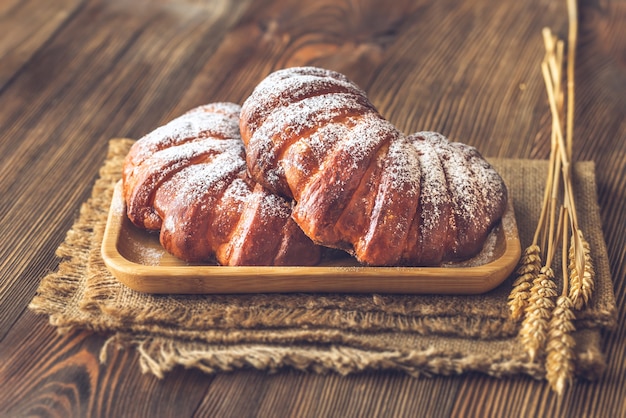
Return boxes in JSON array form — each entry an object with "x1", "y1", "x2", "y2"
[
  {"x1": 508, "y1": 245, "x2": 542, "y2": 321},
  {"x1": 519, "y1": 266, "x2": 558, "y2": 361},
  {"x1": 546, "y1": 295, "x2": 576, "y2": 395},
  {"x1": 568, "y1": 229, "x2": 595, "y2": 310}
]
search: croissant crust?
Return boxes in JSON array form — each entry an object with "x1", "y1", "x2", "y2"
[
  {"x1": 122, "y1": 102, "x2": 321, "y2": 266},
  {"x1": 240, "y1": 67, "x2": 508, "y2": 266}
]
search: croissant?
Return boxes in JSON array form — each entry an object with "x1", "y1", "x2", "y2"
[
  {"x1": 240, "y1": 67, "x2": 508, "y2": 266},
  {"x1": 122, "y1": 102, "x2": 321, "y2": 266}
]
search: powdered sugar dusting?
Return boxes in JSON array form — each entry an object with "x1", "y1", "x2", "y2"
[
  {"x1": 130, "y1": 103, "x2": 241, "y2": 166},
  {"x1": 152, "y1": 137, "x2": 238, "y2": 165},
  {"x1": 419, "y1": 132, "x2": 482, "y2": 226},
  {"x1": 259, "y1": 190, "x2": 291, "y2": 219},
  {"x1": 324, "y1": 113, "x2": 397, "y2": 172},
  {"x1": 414, "y1": 131, "x2": 507, "y2": 258},
  {"x1": 247, "y1": 91, "x2": 378, "y2": 194},
  {"x1": 248, "y1": 92, "x2": 373, "y2": 176},
  {"x1": 381, "y1": 135, "x2": 421, "y2": 195},
  {"x1": 132, "y1": 245, "x2": 164, "y2": 266},
  {"x1": 254, "y1": 92, "x2": 372, "y2": 146},
  {"x1": 299, "y1": 113, "x2": 397, "y2": 211},
  {"x1": 408, "y1": 135, "x2": 451, "y2": 234},
  {"x1": 125, "y1": 139, "x2": 238, "y2": 225},
  {"x1": 450, "y1": 142, "x2": 507, "y2": 219},
  {"x1": 222, "y1": 177, "x2": 252, "y2": 205},
  {"x1": 242, "y1": 67, "x2": 368, "y2": 131},
  {"x1": 122, "y1": 101, "x2": 317, "y2": 265},
  {"x1": 238, "y1": 67, "x2": 508, "y2": 266},
  {"x1": 159, "y1": 148, "x2": 246, "y2": 210}
]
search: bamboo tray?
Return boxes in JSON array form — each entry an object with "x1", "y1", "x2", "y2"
[{"x1": 102, "y1": 181, "x2": 521, "y2": 294}]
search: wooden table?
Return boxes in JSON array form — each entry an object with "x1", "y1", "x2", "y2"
[{"x1": 1, "y1": 0, "x2": 624, "y2": 416}]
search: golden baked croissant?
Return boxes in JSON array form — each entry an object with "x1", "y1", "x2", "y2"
[
  {"x1": 122, "y1": 102, "x2": 321, "y2": 266},
  {"x1": 240, "y1": 67, "x2": 508, "y2": 266}
]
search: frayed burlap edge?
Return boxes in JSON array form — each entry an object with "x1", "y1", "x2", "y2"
[
  {"x1": 29, "y1": 139, "x2": 135, "y2": 331},
  {"x1": 99, "y1": 328, "x2": 605, "y2": 381}
]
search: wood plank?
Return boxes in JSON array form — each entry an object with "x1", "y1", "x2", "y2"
[
  {"x1": 366, "y1": 0, "x2": 564, "y2": 158},
  {"x1": 0, "y1": 0, "x2": 83, "y2": 89},
  {"x1": 198, "y1": 370, "x2": 467, "y2": 418},
  {"x1": 172, "y1": 0, "x2": 431, "y2": 112},
  {"x1": 0, "y1": 311, "x2": 212, "y2": 417}
]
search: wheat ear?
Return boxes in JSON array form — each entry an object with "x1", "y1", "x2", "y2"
[
  {"x1": 545, "y1": 211, "x2": 576, "y2": 395},
  {"x1": 546, "y1": 295, "x2": 576, "y2": 395},
  {"x1": 509, "y1": 245, "x2": 542, "y2": 321},
  {"x1": 519, "y1": 266, "x2": 558, "y2": 361},
  {"x1": 568, "y1": 229, "x2": 595, "y2": 310}
]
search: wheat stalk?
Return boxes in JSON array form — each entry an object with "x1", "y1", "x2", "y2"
[
  {"x1": 507, "y1": 36, "x2": 558, "y2": 320},
  {"x1": 566, "y1": 0, "x2": 577, "y2": 160},
  {"x1": 513, "y1": 0, "x2": 592, "y2": 394},
  {"x1": 507, "y1": 0, "x2": 592, "y2": 394}
]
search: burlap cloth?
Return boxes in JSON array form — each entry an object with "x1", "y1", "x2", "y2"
[{"x1": 30, "y1": 139, "x2": 617, "y2": 380}]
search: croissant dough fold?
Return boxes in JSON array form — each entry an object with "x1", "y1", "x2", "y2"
[
  {"x1": 240, "y1": 67, "x2": 508, "y2": 266},
  {"x1": 122, "y1": 102, "x2": 321, "y2": 266}
]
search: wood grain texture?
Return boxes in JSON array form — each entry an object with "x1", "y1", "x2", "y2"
[
  {"x1": 0, "y1": 0, "x2": 624, "y2": 416},
  {"x1": 0, "y1": 0, "x2": 83, "y2": 90},
  {"x1": 0, "y1": 311, "x2": 211, "y2": 417}
]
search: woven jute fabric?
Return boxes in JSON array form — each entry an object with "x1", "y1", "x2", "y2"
[{"x1": 30, "y1": 139, "x2": 617, "y2": 379}]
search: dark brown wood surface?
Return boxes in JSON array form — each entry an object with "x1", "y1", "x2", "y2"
[{"x1": 0, "y1": 0, "x2": 624, "y2": 416}]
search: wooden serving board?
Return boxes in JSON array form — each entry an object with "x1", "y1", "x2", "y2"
[{"x1": 102, "y1": 181, "x2": 521, "y2": 294}]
